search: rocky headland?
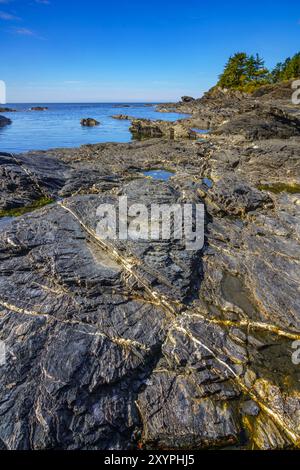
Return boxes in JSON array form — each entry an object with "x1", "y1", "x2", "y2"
[{"x1": 0, "y1": 81, "x2": 300, "y2": 450}]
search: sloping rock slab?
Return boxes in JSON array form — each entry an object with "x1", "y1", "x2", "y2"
[{"x1": 213, "y1": 107, "x2": 300, "y2": 140}]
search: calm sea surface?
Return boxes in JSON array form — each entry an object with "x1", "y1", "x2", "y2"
[{"x1": 0, "y1": 103, "x2": 188, "y2": 153}]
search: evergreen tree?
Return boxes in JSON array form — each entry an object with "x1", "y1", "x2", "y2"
[
  {"x1": 246, "y1": 54, "x2": 268, "y2": 82},
  {"x1": 218, "y1": 51, "x2": 300, "y2": 93},
  {"x1": 281, "y1": 53, "x2": 300, "y2": 80},
  {"x1": 217, "y1": 52, "x2": 248, "y2": 88},
  {"x1": 270, "y1": 54, "x2": 300, "y2": 82},
  {"x1": 270, "y1": 61, "x2": 285, "y2": 83},
  {"x1": 271, "y1": 58, "x2": 291, "y2": 82}
]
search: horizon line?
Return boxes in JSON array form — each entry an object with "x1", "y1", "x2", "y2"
[{"x1": 6, "y1": 100, "x2": 175, "y2": 105}]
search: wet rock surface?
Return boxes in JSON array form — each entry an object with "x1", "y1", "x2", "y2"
[
  {"x1": 0, "y1": 115, "x2": 12, "y2": 127},
  {"x1": 0, "y1": 87, "x2": 300, "y2": 450}
]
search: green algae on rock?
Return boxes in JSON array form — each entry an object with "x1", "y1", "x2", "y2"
[
  {"x1": 258, "y1": 183, "x2": 300, "y2": 194},
  {"x1": 0, "y1": 197, "x2": 54, "y2": 218}
]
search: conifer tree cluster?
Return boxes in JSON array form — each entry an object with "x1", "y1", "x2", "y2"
[
  {"x1": 217, "y1": 52, "x2": 300, "y2": 92},
  {"x1": 270, "y1": 53, "x2": 300, "y2": 83}
]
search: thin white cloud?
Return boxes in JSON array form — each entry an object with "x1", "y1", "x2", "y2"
[
  {"x1": 0, "y1": 10, "x2": 20, "y2": 20},
  {"x1": 12, "y1": 26, "x2": 45, "y2": 39},
  {"x1": 35, "y1": 0, "x2": 50, "y2": 4},
  {"x1": 14, "y1": 27, "x2": 35, "y2": 36}
]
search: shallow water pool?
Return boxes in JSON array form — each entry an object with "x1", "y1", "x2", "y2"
[{"x1": 143, "y1": 169, "x2": 174, "y2": 181}]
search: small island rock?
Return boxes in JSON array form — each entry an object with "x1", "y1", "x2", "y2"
[
  {"x1": 80, "y1": 118, "x2": 100, "y2": 126},
  {"x1": 30, "y1": 106, "x2": 48, "y2": 111}
]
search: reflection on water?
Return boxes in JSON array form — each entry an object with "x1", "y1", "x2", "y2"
[
  {"x1": 143, "y1": 169, "x2": 174, "y2": 181},
  {"x1": 203, "y1": 177, "x2": 213, "y2": 188},
  {"x1": 190, "y1": 128, "x2": 210, "y2": 134},
  {"x1": 0, "y1": 217, "x2": 13, "y2": 230}
]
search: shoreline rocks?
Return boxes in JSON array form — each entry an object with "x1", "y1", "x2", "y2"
[
  {"x1": 129, "y1": 118, "x2": 199, "y2": 140},
  {"x1": 212, "y1": 106, "x2": 300, "y2": 140},
  {"x1": 0, "y1": 107, "x2": 16, "y2": 113},
  {"x1": 0, "y1": 81, "x2": 300, "y2": 450}
]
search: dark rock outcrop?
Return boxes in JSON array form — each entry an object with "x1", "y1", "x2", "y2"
[
  {"x1": 157, "y1": 81, "x2": 300, "y2": 132},
  {"x1": 0, "y1": 115, "x2": 12, "y2": 127},
  {"x1": 30, "y1": 107, "x2": 48, "y2": 111},
  {"x1": 213, "y1": 107, "x2": 300, "y2": 140},
  {"x1": 208, "y1": 176, "x2": 272, "y2": 215},
  {"x1": 111, "y1": 114, "x2": 132, "y2": 120},
  {"x1": 0, "y1": 152, "x2": 67, "y2": 212},
  {"x1": 80, "y1": 118, "x2": 100, "y2": 127},
  {"x1": 252, "y1": 80, "x2": 296, "y2": 100},
  {"x1": 1, "y1": 86, "x2": 300, "y2": 450},
  {"x1": 181, "y1": 96, "x2": 195, "y2": 103},
  {"x1": 0, "y1": 107, "x2": 16, "y2": 113},
  {"x1": 129, "y1": 118, "x2": 197, "y2": 140}
]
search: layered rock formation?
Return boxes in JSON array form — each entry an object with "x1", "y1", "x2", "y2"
[
  {"x1": 213, "y1": 106, "x2": 300, "y2": 140},
  {"x1": 129, "y1": 118, "x2": 199, "y2": 140},
  {"x1": 0, "y1": 85, "x2": 300, "y2": 450}
]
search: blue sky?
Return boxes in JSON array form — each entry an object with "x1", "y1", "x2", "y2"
[{"x1": 1, "y1": 0, "x2": 300, "y2": 102}]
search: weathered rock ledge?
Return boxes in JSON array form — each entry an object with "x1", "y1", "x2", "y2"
[{"x1": 0, "y1": 86, "x2": 300, "y2": 450}]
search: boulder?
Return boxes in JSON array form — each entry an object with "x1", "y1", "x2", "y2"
[
  {"x1": 129, "y1": 118, "x2": 197, "y2": 140},
  {"x1": 181, "y1": 96, "x2": 195, "y2": 103},
  {"x1": 80, "y1": 118, "x2": 100, "y2": 127}
]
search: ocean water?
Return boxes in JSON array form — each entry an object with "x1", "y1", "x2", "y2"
[{"x1": 0, "y1": 103, "x2": 188, "y2": 154}]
